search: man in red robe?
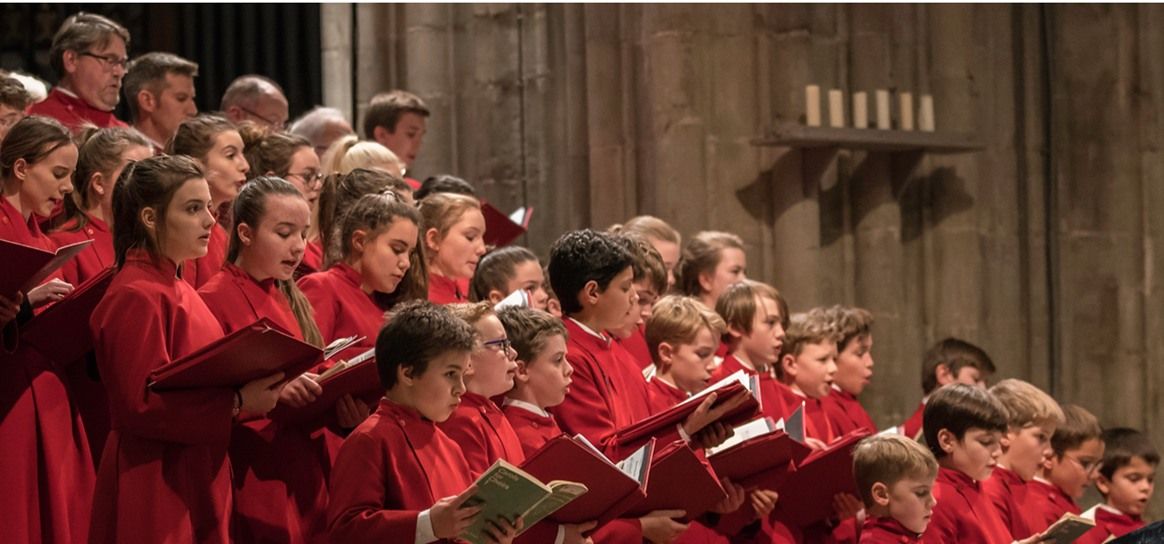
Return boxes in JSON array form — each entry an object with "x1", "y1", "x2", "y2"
[{"x1": 29, "y1": 12, "x2": 130, "y2": 132}]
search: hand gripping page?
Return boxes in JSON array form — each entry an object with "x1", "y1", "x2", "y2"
[
  {"x1": 773, "y1": 429, "x2": 872, "y2": 529},
  {"x1": 147, "y1": 317, "x2": 323, "y2": 390},
  {"x1": 267, "y1": 347, "x2": 384, "y2": 429},
  {"x1": 612, "y1": 370, "x2": 761, "y2": 446},
  {"x1": 460, "y1": 458, "x2": 588, "y2": 544},
  {"x1": 21, "y1": 266, "x2": 114, "y2": 365}
]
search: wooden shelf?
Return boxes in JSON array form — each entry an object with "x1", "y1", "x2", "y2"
[{"x1": 752, "y1": 123, "x2": 984, "y2": 154}]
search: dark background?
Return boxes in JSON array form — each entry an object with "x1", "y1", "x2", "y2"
[{"x1": 0, "y1": 3, "x2": 323, "y2": 121}]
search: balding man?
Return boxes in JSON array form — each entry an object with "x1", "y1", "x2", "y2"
[
  {"x1": 289, "y1": 106, "x2": 353, "y2": 157},
  {"x1": 220, "y1": 74, "x2": 288, "y2": 129}
]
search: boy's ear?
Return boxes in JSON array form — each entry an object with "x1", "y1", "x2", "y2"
[
  {"x1": 998, "y1": 429, "x2": 1013, "y2": 452},
  {"x1": 397, "y1": 365, "x2": 415, "y2": 387},
  {"x1": 581, "y1": 279, "x2": 601, "y2": 307},
  {"x1": 1095, "y1": 473, "x2": 1113, "y2": 496},
  {"x1": 870, "y1": 482, "x2": 891, "y2": 507},
  {"x1": 487, "y1": 290, "x2": 506, "y2": 305},
  {"x1": 513, "y1": 359, "x2": 531, "y2": 383},
  {"x1": 726, "y1": 324, "x2": 745, "y2": 341},
  {"x1": 371, "y1": 125, "x2": 391, "y2": 145},
  {"x1": 780, "y1": 353, "x2": 797, "y2": 379},
  {"x1": 656, "y1": 341, "x2": 676, "y2": 369},
  {"x1": 934, "y1": 362, "x2": 953, "y2": 386},
  {"x1": 936, "y1": 428, "x2": 957, "y2": 455}
]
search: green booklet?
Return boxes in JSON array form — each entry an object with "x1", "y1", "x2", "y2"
[
  {"x1": 460, "y1": 459, "x2": 588, "y2": 544},
  {"x1": 1040, "y1": 512, "x2": 1096, "y2": 544}
]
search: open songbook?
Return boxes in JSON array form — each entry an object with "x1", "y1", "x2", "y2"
[
  {"x1": 1039, "y1": 512, "x2": 1096, "y2": 544},
  {"x1": 460, "y1": 459, "x2": 588, "y2": 544},
  {"x1": 0, "y1": 238, "x2": 91, "y2": 296},
  {"x1": 20, "y1": 267, "x2": 113, "y2": 364},
  {"x1": 520, "y1": 435, "x2": 654, "y2": 526},
  {"x1": 481, "y1": 202, "x2": 533, "y2": 247},
  {"x1": 268, "y1": 345, "x2": 381, "y2": 429},
  {"x1": 148, "y1": 318, "x2": 329, "y2": 390},
  {"x1": 613, "y1": 370, "x2": 762, "y2": 445}
]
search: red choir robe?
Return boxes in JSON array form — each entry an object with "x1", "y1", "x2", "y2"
[
  {"x1": 198, "y1": 262, "x2": 331, "y2": 544},
  {"x1": 1025, "y1": 477, "x2": 1081, "y2": 533},
  {"x1": 900, "y1": 401, "x2": 925, "y2": 441},
  {"x1": 823, "y1": 384, "x2": 878, "y2": 436},
  {"x1": 981, "y1": 465, "x2": 1035, "y2": 539},
  {"x1": 427, "y1": 272, "x2": 470, "y2": 304},
  {"x1": 711, "y1": 353, "x2": 789, "y2": 424},
  {"x1": 49, "y1": 213, "x2": 115, "y2": 460},
  {"x1": 327, "y1": 398, "x2": 475, "y2": 543},
  {"x1": 774, "y1": 381, "x2": 837, "y2": 444},
  {"x1": 296, "y1": 238, "x2": 324, "y2": 279},
  {"x1": 182, "y1": 222, "x2": 228, "y2": 289},
  {"x1": 501, "y1": 399, "x2": 565, "y2": 457},
  {"x1": 89, "y1": 250, "x2": 236, "y2": 543},
  {"x1": 28, "y1": 87, "x2": 128, "y2": 132},
  {"x1": 859, "y1": 517, "x2": 920, "y2": 544},
  {"x1": 298, "y1": 262, "x2": 387, "y2": 350},
  {"x1": 1075, "y1": 504, "x2": 1144, "y2": 544},
  {"x1": 920, "y1": 467, "x2": 1014, "y2": 544},
  {"x1": 0, "y1": 197, "x2": 95, "y2": 544},
  {"x1": 437, "y1": 391, "x2": 527, "y2": 476},
  {"x1": 616, "y1": 325, "x2": 654, "y2": 370},
  {"x1": 645, "y1": 376, "x2": 688, "y2": 414}
]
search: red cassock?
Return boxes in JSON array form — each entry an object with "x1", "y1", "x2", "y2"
[
  {"x1": 327, "y1": 398, "x2": 475, "y2": 543},
  {"x1": 438, "y1": 391, "x2": 527, "y2": 475},
  {"x1": 711, "y1": 354, "x2": 789, "y2": 424},
  {"x1": 501, "y1": 400, "x2": 566, "y2": 458},
  {"x1": 1075, "y1": 504, "x2": 1143, "y2": 544},
  {"x1": 438, "y1": 392, "x2": 561, "y2": 544},
  {"x1": 296, "y1": 239, "x2": 324, "y2": 279},
  {"x1": 298, "y1": 262, "x2": 387, "y2": 350},
  {"x1": 181, "y1": 222, "x2": 228, "y2": 289},
  {"x1": 823, "y1": 385, "x2": 877, "y2": 436},
  {"x1": 27, "y1": 88, "x2": 127, "y2": 132},
  {"x1": 89, "y1": 250, "x2": 236, "y2": 543},
  {"x1": 615, "y1": 325, "x2": 654, "y2": 370},
  {"x1": 0, "y1": 198, "x2": 95, "y2": 544},
  {"x1": 427, "y1": 272, "x2": 470, "y2": 304},
  {"x1": 920, "y1": 467, "x2": 1014, "y2": 544},
  {"x1": 198, "y1": 262, "x2": 331, "y2": 544},
  {"x1": 645, "y1": 376, "x2": 688, "y2": 414},
  {"x1": 1024, "y1": 477, "x2": 1081, "y2": 533},
  {"x1": 49, "y1": 213, "x2": 116, "y2": 461},
  {"x1": 774, "y1": 382, "x2": 836, "y2": 444},
  {"x1": 900, "y1": 402, "x2": 925, "y2": 441},
  {"x1": 981, "y1": 465, "x2": 1035, "y2": 540},
  {"x1": 859, "y1": 517, "x2": 919, "y2": 544}
]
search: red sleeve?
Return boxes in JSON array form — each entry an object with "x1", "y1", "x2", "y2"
[
  {"x1": 92, "y1": 285, "x2": 234, "y2": 446},
  {"x1": 550, "y1": 351, "x2": 622, "y2": 456},
  {"x1": 919, "y1": 493, "x2": 959, "y2": 543},
  {"x1": 591, "y1": 518, "x2": 642, "y2": 543},
  {"x1": 980, "y1": 477, "x2": 1013, "y2": 532},
  {"x1": 327, "y1": 429, "x2": 421, "y2": 542},
  {"x1": 299, "y1": 273, "x2": 339, "y2": 342}
]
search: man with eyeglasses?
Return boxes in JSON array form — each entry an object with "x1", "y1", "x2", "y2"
[
  {"x1": 29, "y1": 12, "x2": 130, "y2": 132},
  {"x1": 220, "y1": 75, "x2": 289, "y2": 131}
]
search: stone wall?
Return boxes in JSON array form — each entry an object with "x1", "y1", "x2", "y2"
[{"x1": 324, "y1": 3, "x2": 1163, "y2": 513}]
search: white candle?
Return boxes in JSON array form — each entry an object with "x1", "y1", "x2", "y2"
[
  {"x1": 875, "y1": 89, "x2": 891, "y2": 129},
  {"x1": 805, "y1": 85, "x2": 822, "y2": 127},
  {"x1": 899, "y1": 92, "x2": 914, "y2": 131},
  {"x1": 919, "y1": 94, "x2": 935, "y2": 131},
  {"x1": 853, "y1": 92, "x2": 868, "y2": 128},
  {"x1": 828, "y1": 89, "x2": 844, "y2": 127}
]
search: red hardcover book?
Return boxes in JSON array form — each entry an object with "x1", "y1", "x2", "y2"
[
  {"x1": 481, "y1": 202, "x2": 531, "y2": 248},
  {"x1": 147, "y1": 317, "x2": 324, "y2": 390},
  {"x1": 0, "y1": 238, "x2": 91, "y2": 296},
  {"x1": 707, "y1": 417, "x2": 812, "y2": 488},
  {"x1": 520, "y1": 435, "x2": 654, "y2": 526},
  {"x1": 773, "y1": 429, "x2": 873, "y2": 528},
  {"x1": 613, "y1": 370, "x2": 761, "y2": 446},
  {"x1": 626, "y1": 440, "x2": 727, "y2": 519},
  {"x1": 268, "y1": 347, "x2": 383, "y2": 429},
  {"x1": 21, "y1": 266, "x2": 114, "y2": 364}
]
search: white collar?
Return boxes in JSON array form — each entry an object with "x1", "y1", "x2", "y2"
[
  {"x1": 567, "y1": 317, "x2": 607, "y2": 342},
  {"x1": 501, "y1": 397, "x2": 550, "y2": 418}
]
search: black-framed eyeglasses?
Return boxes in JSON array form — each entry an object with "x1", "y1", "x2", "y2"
[
  {"x1": 238, "y1": 106, "x2": 285, "y2": 129},
  {"x1": 78, "y1": 51, "x2": 129, "y2": 71},
  {"x1": 482, "y1": 338, "x2": 513, "y2": 354},
  {"x1": 1064, "y1": 454, "x2": 1101, "y2": 473},
  {"x1": 286, "y1": 170, "x2": 324, "y2": 187}
]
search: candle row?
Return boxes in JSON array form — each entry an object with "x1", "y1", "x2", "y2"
[{"x1": 805, "y1": 86, "x2": 935, "y2": 132}]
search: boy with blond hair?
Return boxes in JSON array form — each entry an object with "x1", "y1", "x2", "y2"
[
  {"x1": 981, "y1": 379, "x2": 1065, "y2": 539},
  {"x1": 853, "y1": 434, "x2": 939, "y2": 542},
  {"x1": 777, "y1": 308, "x2": 841, "y2": 445},
  {"x1": 712, "y1": 280, "x2": 788, "y2": 423},
  {"x1": 1028, "y1": 404, "x2": 1105, "y2": 532},
  {"x1": 822, "y1": 306, "x2": 877, "y2": 435}
]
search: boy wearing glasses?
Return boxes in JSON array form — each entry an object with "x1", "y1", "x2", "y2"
[
  {"x1": 1027, "y1": 405, "x2": 1105, "y2": 533},
  {"x1": 31, "y1": 12, "x2": 130, "y2": 131}
]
